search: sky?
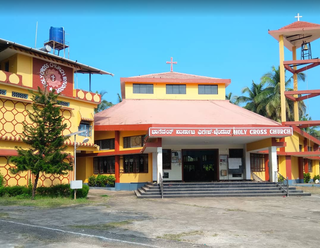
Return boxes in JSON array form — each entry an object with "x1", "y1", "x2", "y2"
[{"x1": 2, "y1": 1, "x2": 320, "y2": 121}]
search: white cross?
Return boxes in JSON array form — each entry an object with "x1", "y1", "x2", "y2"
[{"x1": 295, "y1": 13, "x2": 302, "y2": 21}]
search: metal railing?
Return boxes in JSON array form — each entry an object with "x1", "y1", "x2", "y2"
[
  {"x1": 159, "y1": 172, "x2": 164, "y2": 199},
  {"x1": 276, "y1": 172, "x2": 289, "y2": 197}
]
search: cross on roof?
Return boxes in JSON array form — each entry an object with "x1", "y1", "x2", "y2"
[
  {"x1": 295, "y1": 13, "x2": 302, "y2": 21},
  {"x1": 166, "y1": 57, "x2": 177, "y2": 72}
]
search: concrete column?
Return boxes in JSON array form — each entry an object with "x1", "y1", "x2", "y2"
[
  {"x1": 245, "y1": 151, "x2": 251, "y2": 180},
  {"x1": 156, "y1": 147, "x2": 163, "y2": 184},
  {"x1": 152, "y1": 152, "x2": 157, "y2": 181},
  {"x1": 269, "y1": 146, "x2": 278, "y2": 182}
]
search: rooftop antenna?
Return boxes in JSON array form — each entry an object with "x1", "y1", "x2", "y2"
[{"x1": 35, "y1": 21, "x2": 38, "y2": 48}]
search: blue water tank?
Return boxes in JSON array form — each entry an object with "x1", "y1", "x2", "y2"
[{"x1": 49, "y1": 27, "x2": 65, "y2": 44}]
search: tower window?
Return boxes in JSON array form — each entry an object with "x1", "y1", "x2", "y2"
[
  {"x1": 133, "y1": 84, "x2": 153, "y2": 94},
  {"x1": 166, "y1": 84, "x2": 186, "y2": 94},
  {"x1": 198, "y1": 85, "x2": 218, "y2": 94}
]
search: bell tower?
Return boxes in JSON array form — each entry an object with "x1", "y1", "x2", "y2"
[{"x1": 269, "y1": 14, "x2": 320, "y2": 128}]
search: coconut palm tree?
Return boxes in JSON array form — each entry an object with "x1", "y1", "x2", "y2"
[
  {"x1": 94, "y1": 91, "x2": 113, "y2": 113},
  {"x1": 225, "y1": 92, "x2": 237, "y2": 104},
  {"x1": 260, "y1": 66, "x2": 306, "y2": 122},
  {"x1": 234, "y1": 80, "x2": 266, "y2": 116}
]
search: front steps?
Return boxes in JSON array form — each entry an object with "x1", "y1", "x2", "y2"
[{"x1": 135, "y1": 181, "x2": 311, "y2": 198}]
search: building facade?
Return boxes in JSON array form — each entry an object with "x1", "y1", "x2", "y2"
[
  {"x1": 0, "y1": 38, "x2": 112, "y2": 187},
  {"x1": 76, "y1": 68, "x2": 318, "y2": 190}
]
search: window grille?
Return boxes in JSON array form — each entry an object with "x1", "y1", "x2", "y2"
[
  {"x1": 198, "y1": 85, "x2": 218, "y2": 94},
  {"x1": 166, "y1": 84, "x2": 186, "y2": 94},
  {"x1": 123, "y1": 154, "x2": 148, "y2": 173},
  {"x1": 250, "y1": 154, "x2": 265, "y2": 172},
  {"x1": 133, "y1": 84, "x2": 153, "y2": 94},
  {"x1": 12, "y1": 92, "x2": 28, "y2": 99},
  {"x1": 95, "y1": 139, "x2": 115, "y2": 150},
  {"x1": 57, "y1": 100, "x2": 70, "y2": 107},
  {"x1": 93, "y1": 156, "x2": 115, "y2": 174},
  {"x1": 78, "y1": 121, "x2": 92, "y2": 137},
  {"x1": 123, "y1": 135, "x2": 144, "y2": 148},
  {"x1": 0, "y1": 89, "x2": 6, "y2": 95}
]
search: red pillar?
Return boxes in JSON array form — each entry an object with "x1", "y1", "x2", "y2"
[
  {"x1": 265, "y1": 154, "x2": 269, "y2": 181},
  {"x1": 298, "y1": 157, "x2": 304, "y2": 181},
  {"x1": 285, "y1": 155, "x2": 292, "y2": 180},
  {"x1": 304, "y1": 159, "x2": 308, "y2": 174},
  {"x1": 115, "y1": 131, "x2": 120, "y2": 183}
]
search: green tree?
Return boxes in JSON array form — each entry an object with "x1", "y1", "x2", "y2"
[
  {"x1": 235, "y1": 80, "x2": 266, "y2": 115},
  {"x1": 301, "y1": 114, "x2": 320, "y2": 139},
  {"x1": 260, "y1": 66, "x2": 306, "y2": 122},
  {"x1": 10, "y1": 87, "x2": 73, "y2": 199},
  {"x1": 225, "y1": 92, "x2": 237, "y2": 104},
  {"x1": 117, "y1": 93, "x2": 122, "y2": 103},
  {"x1": 94, "y1": 91, "x2": 113, "y2": 113}
]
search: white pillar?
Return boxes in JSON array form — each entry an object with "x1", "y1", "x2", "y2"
[
  {"x1": 156, "y1": 147, "x2": 163, "y2": 184},
  {"x1": 245, "y1": 151, "x2": 251, "y2": 180},
  {"x1": 269, "y1": 146, "x2": 278, "y2": 182},
  {"x1": 152, "y1": 152, "x2": 157, "y2": 181}
]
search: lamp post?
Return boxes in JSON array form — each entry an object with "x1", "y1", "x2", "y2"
[{"x1": 65, "y1": 130, "x2": 89, "y2": 199}]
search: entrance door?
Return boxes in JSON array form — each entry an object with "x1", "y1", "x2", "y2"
[{"x1": 182, "y1": 149, "x2": 218, "y2": 182}]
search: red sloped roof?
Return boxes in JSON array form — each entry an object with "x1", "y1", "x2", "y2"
[
  {"x1": 94, "y1": 99, "x2": 281, "y2": 127},
  {"x1": 279, "y1": 21, "x2": 320, "y2": 30}
]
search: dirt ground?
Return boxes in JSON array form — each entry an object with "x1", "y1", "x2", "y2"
[{"x1": 1, "y1": 188, "x2": 320, "y2": 247}]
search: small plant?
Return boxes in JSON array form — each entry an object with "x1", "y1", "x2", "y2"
[
  {"x1": 304, "y1": 173, "x2": 311, "y2": 183},
  {"x1": 0, "y1": 187, "x2": 5, "y2": 197},
  {"x1": 6, "y1": 186, "x2": 27, "y2": 197},
  {"x1": 96, "y1": 174, "x2": 108, "y2": 187},
  {"x1": 107, "y1": 175, "x2": 116, "y2": 187},
  {"x1": 278, "y1": 175, "x2": 285, "y2": 183},
  {"x1": 313, "y1": 175, "x2": 320, "y2": 183},
  {"x1": 71, "y1": 184, "x2": 89, "y2": 198},
  {"x1": 88, "y1": 175, "x2": 96, "y2": 186}
]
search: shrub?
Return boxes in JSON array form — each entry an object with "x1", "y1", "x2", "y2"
[
  {"x1": 304, "y1": 173, "x2": 311, "y2": 183},
  {"x1": 96, "y1": 174, "x2": 108, "y2": 187},
  {"x1": 0, "y1": 187, "x2": 5, "y2": 197},
  {"x1": 107, "y1": 175, "x2": 116, "y2": 187},
  {"x1": 71, "y1": 184, "x2": 89, "y2": 198},
  {"x1": 88, "y1": 175, "x2": 96, "y2": 186},
  {"x1": 6, "y1": 186, "x2": 26, "y2": 197},
  {"x1": 37, "y1": 184, "x2": 71, "y2": 198},
  {"x1": 0, "y1": 173, "x2": 4, "y2": 186},
  {"x1": 313, "y1": 175, "x2": 320, "y2": 183}
]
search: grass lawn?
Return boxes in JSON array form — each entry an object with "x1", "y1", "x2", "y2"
[{"x1": 0, "y1": 195, "x2": 92, "y2": 208}]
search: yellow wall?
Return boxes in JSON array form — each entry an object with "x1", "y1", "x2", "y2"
[
  {"x1": 17, "y1": 54, "x2": 33, "y2": 87},
  {"x1": 285, "y1": 132, "x2": 300, "y2": 152},
  {"x1": 0, "y1": 55, "x2": 18, "y2": 73},
  {"x1": 278, "y1": 156, "x2": 286, "y2": 177},
  {"x1": 125, "y1": 82, "x2": 226, "y2": 100},
  {"x1": 246, "y1": 138, "x2": 272, "y2": 152},
  {"x1": 77, "y1": 157, "x2": 94, "y2": 183},
  {"x1": 291, "y1": 156, "x2": 299, "y2": 180},
  {"x1": 119, "y1": 153, "x2": 153, "y2": 183},
  {"x1": 95, "y1": 131, "x2": 115, "y2": 140}
]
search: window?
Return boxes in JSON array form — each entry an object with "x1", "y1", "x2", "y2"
[
  {"x1": 162, "y1": 149, "x2": 171, "y2": 170},
  {"x1": 166, "y1": 84, "x2": 186, "y2": 94},
  {"x1": 133, "y1": 84, "x2": 153, "y2": 94},
  {"x1": 299, "y1": 145, "x2": 302, "y2": 152},
  {"x1": 250, "y1": 154, "x2": 265, "y2": 172},
  {"x1": 123, "y1": 154, "x2": 148, "y2": 173},
  {"x1": 0, "y1": 89, "x2": 6, "y2": 95},
  {"x1": 123, "y1": 135, "x2": 144, "y2": 148},
  {"x1": 308, "y1": 146, "x2": 313, "y2": 152},
  {"x1": 95, "y1": 139, "x2": 115, "y2": 150},
  {"x1": 308, "y1": 159, "x2": 313, "y2": 173},
  {"x1": 78, "y1": 121, "x2": 92, "y2": 137},
  {"x1": 57, "y1": 100, "x2": 70, "y2": 107},
  {"x1": 198, "y1": 85, "x2": 218, "y2": 94},
  {"x1": 12, "y1": 92, "x2": 28, "y2": 99},
  {"x1": 93, "y1": 156, "x2": 115, "y2": 174}
]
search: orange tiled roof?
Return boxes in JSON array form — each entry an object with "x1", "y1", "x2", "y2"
[
  {"x1": 279, "y1": 21, "x2": 320, "y2": 30},
  {"x1": 94, "y1": 99, "x2": 281, "y2": 127}
]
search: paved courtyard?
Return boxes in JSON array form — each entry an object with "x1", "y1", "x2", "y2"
[{"x1": 1, "y1": 188, "x2": 320, "y2": 247}]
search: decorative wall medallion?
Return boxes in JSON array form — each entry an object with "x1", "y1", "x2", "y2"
[{"x1": 39, "y1": 63, "x2": 67, "y2": 93}]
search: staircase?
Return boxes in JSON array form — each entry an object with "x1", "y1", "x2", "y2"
[{"x1": 134, "y1": 181, "x2": 311, "y2": 198}]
